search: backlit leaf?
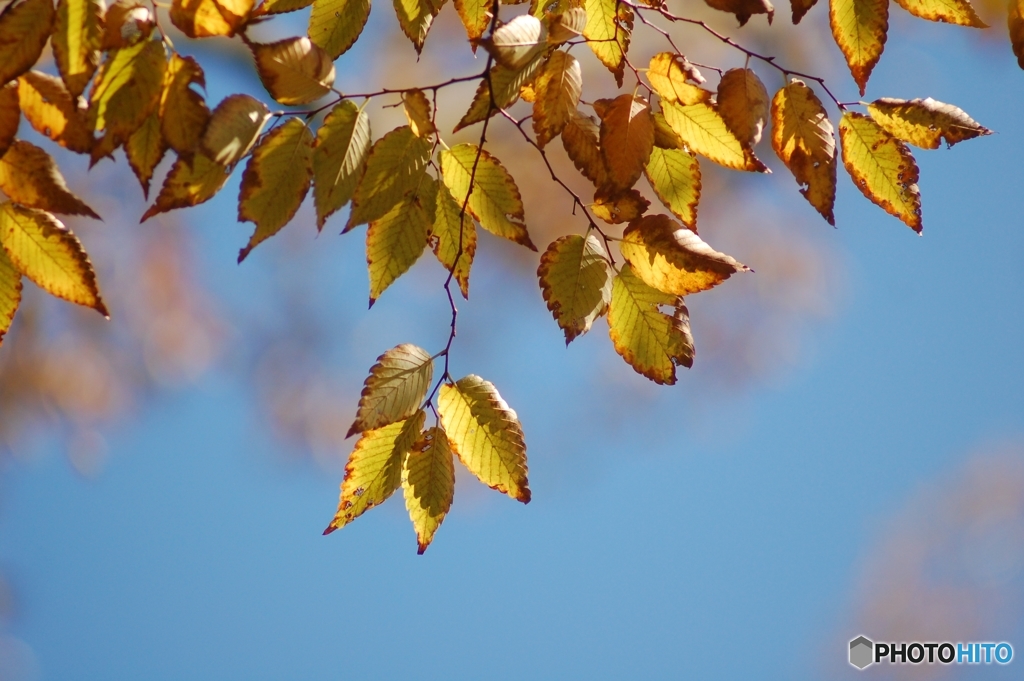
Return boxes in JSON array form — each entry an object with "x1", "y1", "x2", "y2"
[
  {"x1": 125, "y1": 113, "x2": 167, "y2": 197},
  {"x1": 830, "y1": 0, "x2": 888, "y2": 95},
  {"x1": 440, "y1": 144, "x2": 536, "y2": 250},
  {"x1": 592, "y1": 188, "x2": 649, "y2": 224},
  {"x1": 537, "y1": 233, "x2": 613, "y2": 343},
  {"x1": 893, "y1": 0, "x2": 985, "y2": 27},
  {"x1": 0, "y1": 247, "x2": 22, "y2": 347},
  {"x1": 347, "y1": 125, "x2": 432, "y2": 229},
  {"x1": 866, "y1": 97, "x2": 992, "y2": 149},
  {"x1": 437, "y1": 375, "x2": 530, "y2": 503},
  {"x1": 324, "y1": 411, "x2": 426, "y2": 533},
  {"x1": 394, "y1": 0, "x2": 446, "y2": 53},
  {"x1": 717, "y1": 68, "x2": 769, "y2": 147},
  {"x1": 402, "y1": 427, "x2": 455, "y2": 554},
  {"x1": 607, "y1": 263, "x2": 693, "y2": 385},
  {"x1": 619, "y1": 214, "x2": 750, "y2": 296},
  {"x1": 141, "y1": 153, "x2": 230, "y2": 221},
  {"x1": 238, "y1": 118, "x2": 314, "y2": 262},
  {"x1": 704, "y1": 0, "x2": 775, "y2": 25},
  {"x1": 454, "y1": 51, "x2": 548, "y2": 131},
  {"x1": 661, "y1": 100, "x2": 768, "y2": 172},
  {"x1": 546, "y1": 6, "x2": 586, "y2": 43},
  {"x1": 160, "y1": 54, "x2": 211, "y2": 155},
  {"x1": 770, "y1": 79, "x2": 837, "y2": 224},
  {"x1": 0, "y1": 203, "x2": 108, "y2": 316},
  {"x1": 653, "y1": 111, "x2": 683, "y2": 149},
  {"x1": 366, "y1": 177, "x2": 436, "y2": 304},
  {"x1": 0, "y1": 83, "x2": 17, "y2": 158},
  {"x1": 839, "y1": 111, "x2": 922, "y2": 231},
  {"x1": 348, "y1": 343, "x2": 434, "y2": 437},
  {"x1": 0, "y1": 141, "x2": 101, "y2": 219},
  {"x1": 53, "y1": 0, "x2": 105, "y2": 97},
  {"x1": 88, "y1": 38, "x2": 166, "y2": 161},
  {"x1": 402, "y1": 89, "x2": 436, "y2": 138},
  {"x1": 583, "y1": 0, "x2": 632, "y2": 87},
  {"x1": 169, "y1": 0, "x2": 253, "y2": 38},
  {"x1": 485, "y1": 13, "x2": 546, "y2": 68},
  {"x1": 791, "y1": 0, "x2": 818, "y2": 22},
  {"x1": 254, "y1": 0, "x2": 313, "y2": 15},
  {"x1": 453, "y1": 0, "x2": 490, "y2": 42},
  {"x1": 0, "y1": 0, "x2": 55, "y2": 86},
  {"x1": 644, "y1": 146, "x2": 701, "y2": 230},
  {"x1": 201, "y1": 94, "x2": 271, "y2": 166},
  {"x1": 252, "y1": 37, "x2": 336, "y2": 106},
  {"x1": 647, "y1": 53, "x2": 712, "y2": 105},
  {"x1": 309, "y1": 0, "x2": 369, "y2": 59},
  {"x1": 312, "y1": 100, "x2": 370, "y2": 230},
  {"x1": 17, "y1": 71, "x2": 95, "y2": 154},
  {"x1": 432, "y1": 180, "x2": 476, "y2": 298},
  {"x1": 532, "y1": 50, "x2": 581, "y2": 147},
  {"x1": 598, "y1": 94, "x2": 654, "y2": 192},
  {"x1": 561, "y1": 109, "x2": 610, "y2": 187}
]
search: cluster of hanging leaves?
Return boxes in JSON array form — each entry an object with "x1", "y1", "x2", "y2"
[{"x1": 0, "y1": 0, "x2": 1005, "y2": 550}]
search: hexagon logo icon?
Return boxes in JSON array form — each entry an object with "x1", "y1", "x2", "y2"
[{"x1": 850, "y1": 636, "x2": 874, "y2": 669}]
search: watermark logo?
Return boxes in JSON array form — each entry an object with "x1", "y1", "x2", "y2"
[{"x1": 848, "y1": 636, "x2": 1013, "y2": 670}]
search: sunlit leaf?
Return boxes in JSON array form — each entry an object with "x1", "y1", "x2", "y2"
[
  {"x1": 0, "y1": 141, "x2": 101, "y2": 219},
  {"x1": 647, "y1": 53, "x2": 711, "y2": 105},
  {"x1": 348, "y1": 343, "x2": 434, "y2": 437},
  {"x1": 592, "y1": 188, "x2": 649, "y2": 224},
  {"x1": 454, "y1": 51, "x2": 548, "y2": 131},
  {"x1": 160, "y1": 54, "x2": 211, "y2": 155},
  {"x1": 125, "y1": 113, "x2": 167, "y2": 197},
  {"x1": 169, "y1": 0, "x2": 253, "y2": 38},
  {"x1": 53, "y1": 0, "x2": 105, "y2": 97},
  {"x1": 347, "y1": 125, "x2": 432, "y2": 229},
  {"x1": 432, "y1": 180, "x2": 476, "y2": 298},
  {"x1": 394, "y1": 0, "x2": 446, "y2": 53},
  {"x1": 704, "y1": 0, "x2": 775, "y2": 25},
  {"x1": 402, "y1": 427, "x2": 455, "y2": 554},
  {"x1": 101, "y1": 0, "x2": 154, "y2": 50},
  {"x1": 453, "y1": 0, "x2": 490, "y2": 42},
  {"x1": 866, "y1": 97, "x2": 992, "y2": 149},
  {"x1": 366, "y1": 177, "x2": 436, "y2": 304},
  {"x1": 532, "y1": 50, "x2": 581, "y2": 147},
  {"x1": 252, "y1": 37, "x2": 336, "y2": 106},
  {"x1": 402, "y1": 89, "x2": 436, "y2": 138},
  {"x1": 830, "y1": 0, "x2": 888, "y2": 95},
  {"x1": 309, "y1": 0, "x2": 370, "y2": 59},
  {"x1": 893, "y1": 0, "x2": 985, "y2": 27},
  {"x1": 717, "y1": 68, "x2": 769, "y2": 147},
  {"x1": 0, "y1": 83, "x2": 17, "y2": 158},
  {"x1": 141, "y1": 153, "x2": 230, "y2": 221},
  {"x1": 537, "y1": 233, "x2": 613, "y2": 344},
  {"x1": 484, "y1": 13, "x2": 547, "y2": 69},
  {"x1": 652, "y1": 111, "x2": 683, "y2": 149},
  {"x1": 17, "y1": 71, "x2": 95, "y2": 154},
  {"x1": 312, "y1": 100, "x2": 370, "y2": 230},
  {"x1": 583, "y1": 0, "x2": 632, "y2": 87},
  {"x1": 597, "y1": 94, "x2": 654, "y2": 192},
  {"x1": 201, "y1": 94, "x2": 271, "y2": 166},
  {"x1": 561, "y1": 109, "x2": 610, "y2": 187},
  {"x1": 0, "y1": 247, "x2": 22, "y2": 347},
  {"x1": 661, "y1": 100, "x2": 768, "y2": 172},
  {"x1": 644, "y1": 146, "x2": 701, "y2": 230},
  {"x1": 254, "y1": 0, "x2": 313, "y2": 15},
  {"x1": 0, "y1": 0, "x2": 55, "y2": 86},
  {"x1": 546, "y1": 6, "x2": 586, "y2": 43}
]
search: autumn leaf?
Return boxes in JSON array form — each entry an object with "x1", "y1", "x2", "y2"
[
  {"x1": 438, "y1": 375, "x2": 531, "y2": 503},
  {"x1": 238, "y1": 118, "x2": 315, "y2": 262},
  {"x1": 717, "y1": 68, "x2": 769, "y2": 147},
  {"x1": 347, "y1": 125, "x2": 432, "y2": 229},
  {"x1": 17, "y1": 71, "x2": 95, "y2": 154},
  {"x1": 53, "y1": 0, "x2": 105, "y2": 97},
  {"x1": 252, "y1": 37, "x2": 336, "y2": 106},
  {"x1": 592, "y1": 188, "x2": 650, "y2": 224},
  {"x1": 201, "y1": 94, "x2": 271, "y2": 166},
  {"x1": 309, "y1": 0, "x2": 370, "y2": 59},
  {"x1": 562, "y1": 109, "x2": 610, "y2": 188},
  {"x1": 583, "y1": 0, "x2": 633, "y2": 87},
  {"x1": 866, "y1": 97, "x2": 992, "y2": 149},
  {"x1": 791, "y1": 0, "x2": 819, "y2": 22},
  {"x1": 454, "y1": 52, "x2": 548, "y2": 131},
  {"x1": 537, "y1": 234, "x2": 614, "y2": 344},
  {"x1": 893, "y1": 0, "x2": 985, "y2": 27},
  {"x1": 532, "y1": 50, "x2": 582, "y2": 148},
  {"x1": 101, "y1": 1, "x2": 154, "y2": 50},
  {"x1": 402, "y1": 427, "x2": 455, "y2": 554},
  {"x1": 598, "y1": 94, "x2": 654, "y2": 192},
  {"x1": 607, "y1": 264, "x2": 694, "y2": 385},
  {"x1": 453, "y1": 0, "x2": 490, "y2": 42},
  {"x1": 432, "y1": 180, "x2": 476, "y2": 298},
  {"x1": 347, "y1": 343, "x2": 434, "y2": 437},
  {"x1": 619, "y1": 214, "x2": 751, "y2": 296},
  {"x1": 0, "y1": 0, "x2": 55, "y2": 86},
  {"x1": 647, "y1": 53, "x2": 713, "y2": 106},
  {"x1": 839, "y1": 111, "x2": 922, "y2": 231},
  {"x1": 0, "y1": 202, "x2": 108, "y2": 317},
  {"x1": 705, "y1": 0, "x2": 775, "y2": 25},
  {"x1": 312, "y1": 100, "x2": 370, "y2": 230},
  {"x1": 141, "y1": 153, "x2": 230, "y2": 221},
  {"x1": 402, "y1": 89, "x2": 436, "y2": 138},
  {"x1": 160, "y1": 55, "x2": 211, "y2": 155},
  {"x1": 661, "y1": 100, "x2": 768, "y2": 172},
  {"x1": 0, "y1": 247, "x2": 22, "y2": 347},
  {"x1": 1012, "y1": 0, "x2": 1024, "y2": 69},
  {"x1": 770, "y1": 79, "x2": 837, "y2": 224},
  {"x1": 325, "y1": 411, "x2": 426, "y2": 533},
  {"x1": 394, "y1": 0, "x2": 446, "y2": 53},
  {"x1": 125, "y1": 113, "x2": 167, "y2": 197},
  {"x1": 169, "y1": 0, "x2": 253, "y2": 38},
  {"x1": 366, "y1": 178, "x2": 436, "y2": 304},
  {"x1": 0, "y1": 141, "x2": 101, "y2": 219},
  {"x1": 546, "y1": 6, "x2": 586, "y2": 43},
  {"x1": 644, "y1": 146, "x2": 701, "y2": 230},
  {"x1": 484, "y1": 13, "x2": 547, "y2": 69},
  {"x1": 0, "y1": 83, "x2": 17, "y2": 158},
  {"x1": 254, "y1": 0, "x2": 313, "y2": 14},
  {"x1": 440, "y1": 144, "x2": 536, "y2": 250},
  {"x1": 830, "y1": 0, "x2": 889, "y2": 95}
]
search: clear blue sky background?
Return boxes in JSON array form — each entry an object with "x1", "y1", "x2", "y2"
[{"x1": 1, "y1": 7, "x2": 1023, "y2": 681}]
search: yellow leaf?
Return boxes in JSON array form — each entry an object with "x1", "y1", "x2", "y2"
[
  {"x1": 770, "y1": 79, "x2": 837, "y2": 224},
  {"x1": 348, "y1": 343, "x2": 434, "y2": 437},
  {"x1": 0, "y1": 202, "x2": 108, "y2": 316},
  {"x1": 125, "y1": 113, "x2": 167, "y2": 198},
  {"x1": 53, "y1": 0, "x2": 105, "y2": 97},
  {"x1": 0, "y1": 246, "x2": 22, "y2": 347},
  {"x1": 647, "y1": 53, "x2": 711, "y2": 105},
  {"x1": 402, "y1": 89, "x2": 436, "y2": 138},
  {"x1": 717, "y1": 68, "x2": 769, "y2": 147},
  {"x1": 0, "y1": 0, "x2": 55, "y2": 86},
  {"x1": 661, "y1": 100, "x2": 768, "y2": 172},
  {"x1": 366, "y1": 178, "x2": 436, "y2": 304},
  {"x1": 598, "y1": 94, "x2": 654, "y2": 192},
  {"x1": 347, "y1": 125, "x2": 432, "y2": 229},
  {"x1": 432, "y1": 180, "x2": 476, "y2": 298},
  {"x1": 0, "y1": 141, "x2": 101, "y2": 219},
  {"x1": 792, "y1": 0, "x2": 818, "y2": 22},
  {"x1": 437, "y1": 375, "x2": 530, "y2": 503},
  {"x1": 17, "y1": 71, "x2": 95, "y2": 154},
  {"x1": 312, "y1": 100, "x2": 370, "y2": 230},
  {"x1": 309, "y1": 0, "x2": 370, "y2": 59},
  {"x1": 238, "y1": 118, "x2": 314, "y2": 262},
  {"x1": 532, "y1": 50, "x2": 581, "y2": 147},
  {"x1": 454, "y1": 52, "x2": 548, "y2": 132},
  {"x1": 607, "y1": 264, "x2": 693, "y2": 385},
  {"x1": 169, "y1": 0, "x2": 253, "y2": 38},
  {"x1": 394, "y1": 0, "x2": 446, "y2": 53},
  {"x1": 830, "y1": 0, "x2": 888, "y2": 96},
  {"x1": 101, "y1": 0, "x2": 154, "y2": 50},
  {"x1": 537, "y1": 233, "x2": 613, "y2": 343},
  {"x1": 402, "y1": 427, "x2": 455, "y2": 554},
  {"x1": 583, "y1": 0, "x2": 632, "y2": 87},
  {"x1": 201, "y1": 94, "x2": 271, "y2": 166},
  {"x1": 160, "y1": 54, "x2": 211, "y2": 155},
  {"x1": 652, "y1": 111, "x2": 683, "y2": 149},
  {"x1": 644, "y1": 146, "x2": 701, "y2": 230},
  {"x1": 324, "y1": 411, "x2": 426, "y2": 533},
  {"x1": 619, "y1": 214, "x2": 750, "y2": 296},
  {"x1": 440, "y1": 144, "x2": 536, "y2": 250},
  {"x1": 0, "y1": 82, "x2": 18, "y2": 158},
  {"x1": 453, "y1": 0, "x2": 491, "y2": 42},
  {"x1": 561, "y1": 109, "x2": 610, "y2": 187},
  {"x1": 866, "y1": 97, "x2": 992, "y2": 149},
  {"x1": 484, "y1": 13, "x2": 547, "y2": 68},
  {"x1": 1012, "y1": 0, "x2": 1024, "y2": 69},
  {"x1": 252, "y1": 37, "x2": 336, "y2": 106},
  {"x1": 893, "y1": 0, "x2": 985, "y2": 26},
  {"x1": 839, "y1": 111, "x2": 922, "y2": 231},
  {"x1": 704, "y1": 0, "x2": 774, "y2": 25},
  {"x1": 141, "y1": 153, "x2": 230, "y2": 221},
  {"x1": 254, "y1": 0, "x2": 313, "y2": 15},
  {"x1": 592, "y1": 187, "x2": 649, "y2": 224},
  {"x1": 88, "y1": 39, "x2": 166, "y2": 160}
]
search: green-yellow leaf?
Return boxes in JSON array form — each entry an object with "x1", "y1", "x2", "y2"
[
  {"x1": 348, "y1": 343, "x2": 434, "y2": 437},
  {"x1": 839, "y1": 111, "x2": 922, "y2": 231},
  {"x1": 141, "y1": 153, "x2": 230, "y2": 221},
  {"x1": 893, "y1": 0, "x2": 985, "y2": 27},
  {"x1": 402, "y1": 427, "x2": 455, "y2": 554},
  {"x1": 432, "y1": 180, "x2": 476, "y2": 298},
  {"x1": 619, "y1": 214, "x2": 750, "y2": 296},
  {"x1": 453, "y1": 0, "x2": 490, "y2": 42},
  {"x1": 437, "y1": 375, "x2": 531, "y2": 503},
  {"x1": 704, "y1": 0, "x2": 775, "y2": 25},
  {"x1": 532, "y1": 50, "x2": 581, "y2": 147},
  {"x1": 366, "y1": 177, "x2": 436, "y2": 304},
  {"x1": 0, "y1": 82, "x2": 18, "y2": 158},
  {"x1": 160, "y1": 54, "x2": 211, "y2": 155},
  {"x1": 169, "y1": 0, "x2": 253, "y2": 38},
  {"x1": 644, "y1": 146, "x2": 701, "y2": 230},
  {"x1": 561, "y1": 109, "x2": 610, "y2": 187},
  {"x1": 607, "y1": 263, "x2": 693, "y2": 385},
  {"x1": 661, "y1": 100, "x2": 768, "y2": 172},
  {"x1": 125, "y1": 113, "x2": 167, "y2": 197},
  {"x1": 647, "y1": 53, "x2": 712, "y2": 106},
  {"x1": 583, "y1": 0, "x2": 632, "y2": 87},
  {"x1": 252, "y1": 37, "x2": 336, "y2": 106},
  {"x1": 0, "y1": 202, "x2": 108, "y2": 317},
  {"x1": 238, "y1": 118, "x2": 314, "y2": 262},
  {"x1": 598, "y1": 94, "x2": 654, "y2": 192},
  {"x1": 88, "y1": 38, "x2": 166, "y2": 160},
  {"x1": 324, "y1": 410, "x2": 426, "y2": 533},
  {"x1": 717, "y1": 68, "x2": 769, "y2": 147},
  {"x1": 254, "y1": 0, "x2": 314, "y2": 15},
  {"x1": 0, "y1": 246, "x2": 22, "y2": 347},
  {"x1": 53, "y1": 0, "x2": 105, "y2": 97},
  {"x1": 0, "y1": 141, "x2": 101, "y2": 219},
  {"x1": 402, "y1": 89, "x2": 436, "y2": 138},
  {"x1": 537, "y1": 233, "x2": 613, "y2": 344},
  {"x1": 454, "y1": 52, "x2": 548, "y2": 132},
  {"x1": 201, "y1": 94, "x2": 271, "y2": 166},
  {"x1": 866, "y1": 97, "x2": 992, "y2": 149},
  {"x1": 312, "y1": 100, "x2": 370, "y2": 230},
  {"x1": 347, "y1": 125, "x2": 431, "y2": 229},
  {"x1": 393, "y1": 0, "x2": 446, "y2": 53},
  {"x1": 309, "y1": 0, "x2": 370, "y2": 59},
  {"x1": 0, "y1": 0, "x2": 55, "y2": 86},
  {"x1": 17, "y1": 71, "x2": 95, "y2": 154},
  {"x1": 829, "y1": 0, "x2": 888, "y2": 95}
]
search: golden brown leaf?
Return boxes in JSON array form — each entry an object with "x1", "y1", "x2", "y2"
[
  {"x1": 453, "y1": 0, "x2": 490, "y2": 43},
  {"x1": 537, "y1": 233, "x2": 613, "y2": 343},
  {"x1": 561, "y1": 109, "x2": 610, "y2": 187},
  {"x1": 644, "y1": 146, "x2": 701, "y2": 230},
  {"x1": 592, "y1": 188, "x2": 650, "y2": 224},
  {"x1": 201, "y1": 94, "x2": 271, "y2": 166},
  {"x1": 0, "y1": 141, "x2": 101, "y2": 219},
  {"x1": 0, "y1": 0, "x2": 55, "y2": 86},
  {"x1": 125, "y1": 113, "x2": 167, "y2": 197},
  {"x1": 647, "y1": 53, "x2": 710, "y2": 105},
  {"x1": 830, "y1": 0, "x2": 889, "y2": 95},
  {"x1": 598, "y1": 94, "x2": 654, "y2": 192},
  {"x1": 652, "y1": 111, "x2": 683, "y2": 149},
  {"x1": 17, "y1": 71, "x2": 95, "y2": 154},
  {"x1": 532, "y1": 50, "x2": 582, "y2": 147},
  {"x1": 53, "y1": 0, "x2": 105, "y2": 97},
  {"x1": 312, "y1": 100, "x2": 370, "y2": 230},
  {"x1": 893, "y1": 0, "x2": 985, "y2": 27},
  {"x1": 101, "y1": 1, "x2": 154, "y2": 49},
  {"x1": 546, "y1": 6, "x2": 586, "y2": 43},
  {"x1": 169, "y1": 0, "x2": 253, "y2": 38},
  {"x1": 160, "y1": 54, "x2": 211, "y2": 155},
  {"x1": 432, "y1": 180, "x2": 476, "y2": 298},
  {"x1": 0, "y1": 246, "x2": 22, "y2": 347},
  {"x1": 717, "y1": 68, "x2": 769, "y2": 147},
  {"x1": 704, "y1": 0, "x2": 775, "y2": 25},
  {"x1": 0, "y1": 82, "x2": 18, "y2": 158},
  {"x1": 402, "y1": 427, "x2": 455, "y2": 554},
  {"x1": 141, "y1": 153, "x2": 230, "y2": 221},
  {"x1": 252, "y1": 37, "x2": 336, "y2": 106},
  {"x1": 402, "y1": 89, "x2": 436, "y2": 138},
  {"x1": 866, "y1": 97, "x2": 992, "y2": 149},
  {"x1": 347, "y1": 343, "x2": 434, "y2": 437}
]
